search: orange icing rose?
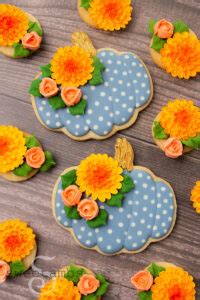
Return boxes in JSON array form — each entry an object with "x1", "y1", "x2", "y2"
[
  {"x1": 22, "y1": 31, "x2": 42, "y2": 51},
  {"x1": 39, "y1": 78, "x2": 59, "y2": 98},
  {"x1": 0, "y1": 260, "x2": 10, "y2": 283},
  {"x1": 154, "y1": 19, "x2": 174, "y2": 39},
  {"x1": 164, "y1": 137, "x2": 183, "y2": 159},
  {"x1": 131, "y1": 270, "x2": 153, "y2": 291},
  {"x1": 77, "y1": 274, "x2": 100, "y2": 295},
  {"x1": 77, "y1": 199, "x2": 99, "y2": 220},
  {"x1": 61, "y1": 87, "x2": 82, "y2": 107},
  {"x1": 62, "y1": 185, "x2": 82, "y2": 207},
  {"x1": 25, "y1": 147, "x2": 45, "y2": 168}
]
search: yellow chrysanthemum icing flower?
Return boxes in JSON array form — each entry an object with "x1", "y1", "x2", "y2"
[
  {"x1": 151, "y1": 267, "x2": 195, "y2": 300},
  {"x1": 0, "y1": 219, "x2": 35, "y2": 262},
  {"x1": 191, "y1": 181, "x2": 200, "y2": 213},
  {"x1": 39, "y1": 277, "x2": 81, "y2": 300},
  {"x1": 160, "y1": 32, "x2": 200, "y2": 79},
  {"x1": 88, "y1": 0, "x2": 132, "y2": 31},
  {"x1": 159, "y1": 99, "x2": 200, "y2": 140},
  {"x1": 50, "y1": 45, "x2": 94, "y2": 87},
  {"x1": 76, "y1": 154, "x2": 123, "y2": 202},
  {"x1": 0, "y1": 4, "x2": 29, "y2": 46},
  {"x1": 0, "y1": 125, "x2": 27, "y2": 173}
]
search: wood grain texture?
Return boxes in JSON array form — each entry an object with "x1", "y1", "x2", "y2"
[{"x1": 0, "y1": 0, "x2": 200, "y2": 299}]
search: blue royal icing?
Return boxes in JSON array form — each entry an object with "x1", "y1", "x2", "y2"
[
  {"x1": 33, "y1": 49, "x2": 152, "y2": 137},
  {"x1": 53, "y1": 168, "x2": 176, "y2": 255}
]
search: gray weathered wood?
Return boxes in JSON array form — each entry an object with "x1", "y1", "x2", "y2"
[{"x1": 0, "y1": 0, "x2": 200, "y2": 299}]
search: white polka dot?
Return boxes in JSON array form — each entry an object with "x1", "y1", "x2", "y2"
[
  {"x1": 143, "y1": 195, "x2": 149, "y2": 200},
  {"x1": 84, "y1": 126, "x2": 89, "y2": 131},
  {"x1": 157, "y1": 193, "x2": 161, "y2": 198},
  {"x1": 86, "y1": 119, "x2": 91, "y2": 125},
  {"x1": 143, "y1": 207, "x2": 147, "y2": 212},
  {"x1": 127, "y1": 214, "x2": 132, "y2": 219},
  {"x1": 119, "y1": 207, "x2": 124, "y2": 213},
  {"x1": 56, "y1": 203, "x2": 60, "y2": 207},
  {"x1": 46, "y1": 112, "x2": 51, "y2": 117},
  {"x1": 141, "y1": 83, "x2": 146, "y2": 88},
  {"x1": 64, "y1": 221, "x2": 68, "y2": 226},
  {"x1": 58, "y1": 189, "x2": 62, "y2": 194},
  {"x1": 131, "y1": 222, "x2": 136, "y2": 227},
  {"x1": 135, "y1": 201, "x2": 139, "y2": 205},
  {"x1": 115, "y1": 98, "x2": 119, "y2": 103},
  {"x1": 122, "y1": 71, "x2": 128, "y2": 76},
  {"x1": 85, "y1": 240, "x2": 91, "y2": 245},
  {"x1": 151, "y1": 186, "x2": 155, "y2": 191},
  {"x1": 132, "y1": 62, "x2": 136, "y2": 66},
  {"x1": 116, "y1": 238, "x2": 121, "y2": 243},
  {"x1": 153, "y1": 225, "x2": 158, "y2": 231},
  {"x1": 117, "y1": 61, "x2": 121, "y2": 65},
  {"x1": 132, "y1": 243, "x2": 138, "y2": 248},
  {"x1": 133, "y1": 80, "x2": 137, "y2": 84},
  {"x1": 83, "y1": 95, "x2": 88, "y2": 100},
  {"x1": 140, "y1": 219, "x2": 145, "y2": 224},
  {"x1": 155, "y1": 232, "x2": 161, "y2": 238},
  {"x1": 170, "y1": 205, "x2": 173, "y2": 210},
  {"x1": 73, "y1": 219, "x2": 78, "y2": 224},
  {"x1": 115, "y1": 111, "x2": 120, "y2": 115},
  {"x1": 162, "y1": 210, "x2": 167, "y2": 215},
  {"x1": 124, "y1": 55, "x2": 130, "y2": 59},
  {"x1": 95, "y1": 228, "x2": 99, "y2": 233},
  {"x1": 104, "y1": 106, "x2": 109, "y2": 111},
  {"x1": 88, "y1": 109, "x2": 93, "y2": 115},
  {"x1": 128, "y1": 235, "x2": 132, "y2": 240},
  {"x1": 90, "y1": 86, "x2": 96, "y2": 91},
  {"x1": 144, "y1": 74, "x2": 148, "y2": 78},
  {"x1": 103, "y1": 130, "x2": 108, "y2": 135},
  {"x1": 133, "y1": 212, "x2": 138, "y2": 216},
  {"x1": 104, "y1": 82, "x2": 109, "y2": 87},
  {"x1": 161, "y1": 222, "x2": 166, "y2": 227},
  {"x1": 109, "y1": 77, "x2": 114, "y2": 82},
  {"x1": 109, "y1": 214, "x2": 114, "y2": 220},
  {"x1": 136, "y1": 72, "x2": 141, "y2": 77},
  {"x1": 161, "y1": 187, "x2": 166, "y2": 192},
  {"x1": 163, "y1": 199, "x2": 168, "y2": 204},
  {"x1": 101, "y1": 52, "x2": 106, "y2": 57},
  {"x1": 149, "y1": 213, "x2": 153, "y2": 218},
  {"x1": 107, "y1": 229, "x2": 113, "y2": 234},
  {"x1": 118, "y1": 80, "x2": 123, "y2": 84},
  {"x1": 80, "y1": 226, "x2": 85, "y2": 232},
  {"x1": 169, "y1": 193, "x2": 173, "y2": 197},
  {"x1": 157, "y1": 203, "x2": 162, "y2": 208},
  {"x1": 147, "y1": 224, "x2": 151, "y2": 229},
  {"x1": 124, "y1": 231, "x2": 128, "y2": 236},
  {"x1": 46, "y1": 120, "x2": 50, "y2": 125},
  {"x1": 128, "y1": 200, "x2": 133, "y2": 205},
  {"x1": 135, "y1": 89, "x2": 139, "y2": 94},
  {"x1": 93, "y1": 125, "x2": 99, "y2": 130},
  {"x1": 42, "y1": 100, "x2": 46, "y2": 105},
  {"x1": 39, "y1": 107, "x2": 44, "y2": 111},
  {"x1": 118, "y1": 222, "x2": 124, "y2": 228},
  {"x1": 121, "y1": 91, "x2": 126, "y2": 96},
  {"x1": 107, "y1": 245, "x2": 112, "y2": 250},
  {"x1": 77, "y1": 235, "x2": 82, "y2": 239},
  {"x1": 98, "y1": 116, "x2": 104, "y2": 122},
  {"x1": 140, "y1": 96, "x2": 145, "y2": 101},
  {"x1": 142, "y1": 183, "x2": 148, "y2": 188},
  {"x1": 129, "y1": 96, "x2": 134, "y2": 100},
  {"x1": 88, "y1": 232, "x2": 93, "y2": 237},
  {"x1": 109, "y1": 112, "x2": 114, "y2": 117},
  {"x1": 137, "y1": 231, "x2": 142, "y2": 236},
  {"x1": 95, "y1": 101, "x2": 100, "y2": 106},
  {"x1": 121, "y1": 117, "x2": 126, "y2": 122},
  {"x1": 138, "y1": 173, "x2": 143, "y2": 178},
  {"x1": 128, "y1": 108, "x2": 133, "y2": 113},
  {"x1": 66, "y1": 120, "x2": 71, "y2": 125},
  {"x1": 107, "y1": 121, "x2": 112, "y2": 126},
  {"x1": 112, "y1": 87, "x2": 117, "y2": 92},
  {"x1": 135, "y1": 190, "x2": 139, "y2": 195},
  {"x1": 98, "y1": 237, "x2": 103, "y2": 242},
  {"x1": 151, "y1": 200, "x2": 155, "y2": 205},
  {"x1": 156, "y1": 215, "x2": 161, "y2": 220},
  {"x1": 105, "y1": 69, "x2": 110, "y2": 73},
  {"x1": 75, "y1": 124, "x2": 80, "y2": 129},
  {"x1": 57, "y1": 216, "x2": 61, "y2": 221},
  {"x1": 113, "y1": 70, "x2": 118, "y2": 74},
  {"x1": 127, "y1": 82, "x2": 131, "y2": 87}
]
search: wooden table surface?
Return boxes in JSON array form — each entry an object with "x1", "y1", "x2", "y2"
[{"x1": 0, "y1": 0, "x2": 200, "y2": 299}]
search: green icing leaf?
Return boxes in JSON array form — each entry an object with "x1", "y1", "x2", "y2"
[
  {"x1": 69, "y1": 99, "x2": 87, "y2": 115},
  {"x1": 10, "y1": 261, "x2": 26, "y2": 278},
  {"x1": 120, "y1": 174, "x2": 135, "y2": 193},
  {"x1": 95, "y1": 274, "x2": 109, "y2": 296},
  {"x1": 13, "y1": 42, "x2": 32, "y2": 58},
  {"x1": 89, "y1": 56, "x2": 105, "y2": 86},
  {"x1": 64, "y1": 265, "x2": 85, "y2": 284},
  {"x1": 61, "y1": 169, "x2": 77, "y2": 189},
  {"x1": 64, "y1": 205, "x2": 81, "y2": 219},
  {"x1": 148, "y1": 19, "x2": 157, "y2": 34},
  {"x1": 29, "y1": 78, "x2": 42, "y2": 97},
  {"x1": 182, "y1": 135, "x2": 200, "y2": 150},
  {"x1": 96, "y1": 273, "x2": 107, "y2": 283},
  {"x1": 173, "y1": 20, "x2": 189, "y2": 34},
  {"x1": 153, "y1": 121, "x2": 168, "y2": 139},
  {"x1": 82, "y1": 295, "x2": 97, "y2": 300},
  {"x1": 47, "y1": 95, "x2": 66, "y2": 110},
  {"x1": 148, "y1": 263, "x2": 165, "y2": 277},
  {"x1": 138, "y1": 291, "x2": 152, "y2": 300},
  {"x1": 87, "y1": 209, "x2": 108, "y2": 228},
  {"x1": 13, "y1": 162, "x2": 33, "y2": 177},
  {"x1": 28, "y1": 21, "x2": 43, "y2": 36},
  {"x1": 106, "y1": 193, "x2": 124, "y2": 207},
  {"x1": 40, "y1": 151, "x2": 56, "y2": 172},
  {"x1": 80, "y1": 0, "x2": 92, "y2": 10},
  {"x1": 25, "y1": 135, "x2": 40, "y2": 148},
  {"x1": 151, "y1": 35, "x2": 166, "y2": 52},
  {"x1": 40, "y1": 64, "x2": 52, "y2": 77},
  {"x1": 48, "y1": 95, "x2": 66, "y2": 110}
]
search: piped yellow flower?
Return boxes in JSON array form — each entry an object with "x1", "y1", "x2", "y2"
[
  {"x1": 76, "y1": 154, "x2": 123, "y2": 202},
  {"x1": 50, "y1": 45, "x2": 94, "y2": 87},
  {"x1": 88, "y1": 0, "x2": 132, "y2": 31},
  {"x1": 0, "y1": 219, "x2": 35, "y2": 262},
  {"x1": 0, "y1": 4, "x2": 29, "y2": 46},
  {"x1": 39, "y1": 277, "x2": 81, "y2": 300},
  {"x1": 159, "y1": 99, "x2": 200, "y2": 140},
  {"x1": 151, "y1": 267, "x2": 195, "y2": 300},
  {"x1": 0, "y1": 125, "x2": 27, "y2": 173},
  {"x1": 160, "y1": 32, "x2": 200, "y2": 79},
  {"x1": 191, "y1": 181, "x2": 200, "y2": 213}
]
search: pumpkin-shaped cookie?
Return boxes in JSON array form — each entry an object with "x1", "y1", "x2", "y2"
[
  {"x1": 52, "y1": 139, "x2": 176, "y2": 255},
  {"x1": 30, "y1": 31, "x2": 153, "y2": 141}
]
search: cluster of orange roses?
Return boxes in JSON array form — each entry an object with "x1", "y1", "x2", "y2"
[
  {"x1": 25, "y1": 147, "x2": 45, "y2": 169},
  {"x1": 39, "y1": 77, "x2": 82, "y2": 107},
  {"x1": 62, "y1": 185, "x2": 99, "y2": 221}
]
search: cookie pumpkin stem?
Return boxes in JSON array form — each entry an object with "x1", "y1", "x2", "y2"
[
  {"x1": 114, "y1": 138, "x2": 134, "y2": 171},
  {"x1": 72, "y1": 31, "x2": 97, "y2": 57}
]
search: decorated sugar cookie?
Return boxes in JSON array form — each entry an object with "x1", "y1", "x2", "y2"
[
  {"x1": 152, "y1": 99, "x2": 200, "y2": 159},
  {"x1": 0, "y1": 4, "x2": 42, "y2": 58},
  {"x1": 78, "y1": 0, "x2": 133, "y2": 31},
  {"x1": 30, "y1": 31, "x2": 153, "y2": 141},
  {"x1": 131, "y1": 262, "x2": 196, "y2": 300},
  {"x1": 191, "y1": 181, "x2": 200, "y2": 213},
  {"x1": 149, "y1": 19, "x2": 200, "y2": 79},
  {"x1": 0, "y1": 125, "x2": 56, "y2": 182},
  {"x1": 52, "y1": 138, "x2": 176, "y2": 255},
  {"x1": 38, "y1": 264, "x2": 109, "y2": 299},
  {"x1": 0, "y1": 219, "x2": 37, "y2": 283}
]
